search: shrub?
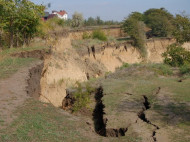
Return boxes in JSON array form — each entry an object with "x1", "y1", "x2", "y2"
[
  {"x1": 180, "y1": 64, "x2": 190, "y2": 75},
  {"x1": 72, "y1": 82, "x2": 94, "y2": 112},
  {"x1": 92, "y1": 30, "x2": 107, "y2": 41},
  {"x1": 162, "y1": 44, "x2": 190, "y2": 67},
  {"x1": 120, "y1": 62, "x2": 129, "y2": 69},
  {"x1": 82, "y1": 32, "x2": 91, "y2": 39}
]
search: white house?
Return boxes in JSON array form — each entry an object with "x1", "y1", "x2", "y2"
[{"x1": 52, "y1": 10, "x2": 68, "y2": 20}]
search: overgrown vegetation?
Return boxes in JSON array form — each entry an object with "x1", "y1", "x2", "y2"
[
  {"x1": 180, "y1": 64, "x2": 190, "y2": 75},
  {"x1": 72, "y1": 82, "x2": 95, "y2": 112},
  {"x1": 162, "y1": 44, "x2": 190, "y2": 67},
  {"x1": 92, "y1": 29, "x2": 107, "y2": 41}
]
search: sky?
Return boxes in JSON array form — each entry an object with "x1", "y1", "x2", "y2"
[{"x1": 31, "y1": 0, "x2": 190, "y2": 21}]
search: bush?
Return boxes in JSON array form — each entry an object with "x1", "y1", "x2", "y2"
[
  {"x1": 180, "y1": 64, "x2": 190, "y2": 75},
  {"x1": 149, "y1": 64, "x2": 173, "y2": 76},
  {"x1": 92, "y1": 30, "x2": 107, "y2": 41},
  {"x1": 82, "y1": 32, "x2": 91, "y2": 39},
  {"x1": 120, "y1": 63, "x2": 129, "y2": 69},
  {"x1": 162, "y1": 44, "x2": 190, "y2": 67},
  {"x1": 72, "y1": 82, "x2": 94, "y2": 112}
]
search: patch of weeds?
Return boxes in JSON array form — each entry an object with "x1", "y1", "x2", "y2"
[
  {"x1": 119, "y1": 62, "x2": 129, "y2": 70},
  {"x1": 180, "y1": 63, "x2": 190, "y2": 75},
  {"x1": 148, "y1": 63, "x2": 173, "y2": 76},
  {"x1": 72, "y1": 81, "x2": 95, "y2": 112}
]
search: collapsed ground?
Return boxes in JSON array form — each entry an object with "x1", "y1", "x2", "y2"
[{"x1": 0, "y1": 38, "x2": 190, "y2": 142}]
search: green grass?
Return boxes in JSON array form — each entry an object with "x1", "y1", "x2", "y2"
[
  {"x1": 0, "y1": 45, "x2": 49, "y2": 79},
  {"x1": 0, "y1": 99, "x2": 141, "y2": 142},
  {"x1": 0, "y1": 57, "x2": 37, "y2": 79},
  {"x1": 0, "y1": 99, "x2": 88, "y2": 142},
  {"x1": 0, "y1": 46, "x2": 49, "y2": 57}
]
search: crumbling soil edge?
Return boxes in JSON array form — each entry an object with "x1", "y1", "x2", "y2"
[{"x1": 26, "y1": 63, "x2": 44, "y2": 99}]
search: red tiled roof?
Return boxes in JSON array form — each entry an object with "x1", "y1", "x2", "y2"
[{"x1": 57, "y1": 10, "x2": 67, "y2": 16}]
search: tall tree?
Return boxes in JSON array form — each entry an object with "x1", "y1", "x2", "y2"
[
  {"x1": 0, "y1": 0, "x2": 44, "y2": 48},
  {"x1": 71, "y1": 12, "x2": 84, "y2": 28},
  {"x1": 173, "y1": 14, "x2": 190, "y2": 43},
  {"x1": 144, "y1": 8, "x2": 175, "y2": 37}
]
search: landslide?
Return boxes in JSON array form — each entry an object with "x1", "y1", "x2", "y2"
[{"x1": 39, "y1": 35, "x2": 176, "y2": 107}]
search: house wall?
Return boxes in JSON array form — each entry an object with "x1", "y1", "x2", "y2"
[{"x1": 57, "y1": 14, "x2": 68, "y2": 20}]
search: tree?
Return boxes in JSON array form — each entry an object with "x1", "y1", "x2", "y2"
[
  {"x1": 96, "y1": 16, "x2": 104, "y2": 25},
  {"x1": 144, "y1": 8, "x2": 175, "y2": 37},
  {"x1": 84, "y1": 17, "x2": 97, "y2": 26},
  {"x1": 71, "y1": 12, "x2": 84, "y2": 27},
  {"x1": 122, "y1": 15, "x2": 147, "y2": 57},
  {"x1": 0, "y1": 0, "x2": 44, "y2": 48},
  {"x1": 173, "y1": 14, "x2": 190, "y2": 44}
]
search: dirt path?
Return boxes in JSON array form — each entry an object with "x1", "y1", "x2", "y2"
[{"x1": 0, "y1": 61, "x2": 43, "y2": 129}]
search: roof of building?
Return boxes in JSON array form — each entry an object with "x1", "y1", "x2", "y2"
[{"x1": 57, "y1": 10, "x2": 67, "y2": 16}]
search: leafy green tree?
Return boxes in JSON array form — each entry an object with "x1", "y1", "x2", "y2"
[
  {"x1": 71, "y1": 12, "x2": 84, "y2": 27},
  {"x1": 144, "y1": 8, "x2": 174, "y2": 37},
  {"x1": 0, "y1": 0, "x2": 44, "y2": 48},
  {"x1": 162, "y1": 44, "x2": 190, "y2": 67},
  {"x1": 84, "y1": 17, "x2": 97, "y2": 26},
  {"x1": 96, "y1": 16, "x2": 104, "y2": 25},
  {"x1": 173, "y1": 14, "x2": 190, "y2": 44},
  {"x1": 122, "y1": 14, "x2": 147, "y2": 57}
]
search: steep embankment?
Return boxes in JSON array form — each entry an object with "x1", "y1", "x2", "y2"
[{"x1": 40, "y1": 36, "x2": 176, "y2": 107}]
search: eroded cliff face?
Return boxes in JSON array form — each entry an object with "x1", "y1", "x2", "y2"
[{"x1": 40, "y1": 37, "x2": 177, "y2": 107}]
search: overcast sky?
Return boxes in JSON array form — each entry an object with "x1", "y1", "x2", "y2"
[{"x1": 31, "y1": 0, "x2": 190, "y2": 21}]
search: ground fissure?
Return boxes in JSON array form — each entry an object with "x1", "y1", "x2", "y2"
[{"x1": 138, "y1": 95, "x2": 160, "y2": 142}]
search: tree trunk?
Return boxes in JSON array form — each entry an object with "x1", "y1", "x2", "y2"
[{"x1": 9, "y1": 18, "x2": 14, "y2": 48}]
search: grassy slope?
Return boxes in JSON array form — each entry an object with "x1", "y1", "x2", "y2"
[
  {"x1": 0, "y1": 45, "x2": 49, "y2": 79},
  {"x1": 0, "y1": 99, "x2": 141, "y2": 142}
]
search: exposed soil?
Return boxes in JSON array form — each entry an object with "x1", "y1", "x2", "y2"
[
  {"x1": 26, "y1": 63, "x2": 44, "y2": 99},
  {"x1": 0, "y1": 61, "x2": 43, "y2": 129}
]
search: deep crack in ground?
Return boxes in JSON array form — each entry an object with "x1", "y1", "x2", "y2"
[
  {"x1": 138, "y1": 95, "x2": 160, "y2": 142},
  {"x1": 92, "y1": 86, "x2": 128, "y2": 137}
]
